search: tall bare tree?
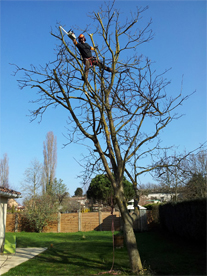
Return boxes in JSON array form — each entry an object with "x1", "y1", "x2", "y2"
[
  {"x1": 21, "y1": 158, "x2": 43, "y2": 197},
  {"x1": 0, "y1": 153, "x2": 9, "y2": 188},
  {"x1": 43, "y1": 131, "x2": 57, "y2": 193},
  {"x1": 14, "y1": 3, "x2": 192, "y2": 274}
]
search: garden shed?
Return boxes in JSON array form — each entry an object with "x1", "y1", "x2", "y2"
[
  {"x1": 127, "y1": 199, "x2": 148, "y2": 231},
  {"x1": 0, "y1": 187, "x2": 21, "y2": 252}
]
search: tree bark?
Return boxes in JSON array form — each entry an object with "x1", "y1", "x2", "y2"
[
  {"x1": 124, "y1": 218, "x2": 143, "y2": 274},
  {"x1": 116, "y1": 192, "x2": 143, "y2": 274}
]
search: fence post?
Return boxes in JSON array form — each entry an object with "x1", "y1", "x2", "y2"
[
  {"x1": 99, "y1": 209, "x2": 102, "y2": 231},
  {"x1": 119, "y1": 212, "x2": 123, "y2": 231},
  {"x1": 15, "y1": 213, "x2": 18, "y2": 232},
  {"x1": 78, "y1": 210, "x2": 81, "y2": 231},
  {"x1": 57, "y1": 212, "x2": 61, "y2": 233}
]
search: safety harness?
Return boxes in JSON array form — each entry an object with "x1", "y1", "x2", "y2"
[{"x1": 83, "y1": 56, "x2": 97, "y2": 66}]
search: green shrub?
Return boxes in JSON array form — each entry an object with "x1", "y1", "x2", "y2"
[{"x1": 143, "y1": 203, "x2": 160, "y2": 210}]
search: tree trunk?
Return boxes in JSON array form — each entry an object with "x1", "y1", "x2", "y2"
[
  {"x1": 117, "y1": 195, "x2": 143, "y2": 274},
  {"x1": 124, "y1": 218, "x2": 143, "y2": 274}
]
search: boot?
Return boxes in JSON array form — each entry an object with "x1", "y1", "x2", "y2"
[{"x1": 106, "y1": 67, "x2": 113, "y2": 73}]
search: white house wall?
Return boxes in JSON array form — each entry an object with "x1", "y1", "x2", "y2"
[
  {"x1": 0, "y1": 197, "x2": 8, "y2": 252},
  {"x1": 148, "y1": 193, "x2": 176, "y2": 201}
]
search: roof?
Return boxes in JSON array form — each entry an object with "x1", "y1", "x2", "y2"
[
  {"x1": 127, "y1": 205, "x2": 147, "y2": 210},
  {"x1": 127, "y1": 199, "x2": 147, "y2": 210},
  {"x1": 0, "y1": 186, "x2": 21, "y2": 198}
]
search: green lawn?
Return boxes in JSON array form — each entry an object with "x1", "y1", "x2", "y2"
[{"x1": 2, "y1": 231, "x2": 206, "y2": 276}]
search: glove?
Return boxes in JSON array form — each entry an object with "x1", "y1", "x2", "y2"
[{"x1": 68, "y1": 31, "x2": 76, "y2": 40}]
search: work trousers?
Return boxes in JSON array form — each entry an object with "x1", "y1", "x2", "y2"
[{"x1": 84, "y1": 58, "x2": 112, "y2": 80}]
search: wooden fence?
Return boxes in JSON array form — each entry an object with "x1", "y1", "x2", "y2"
[{"x1": 6, "y1": 210, "x2": 153, "y2": 233}]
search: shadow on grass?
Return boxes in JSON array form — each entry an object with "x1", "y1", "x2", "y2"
[
  {"x1": 13, "y1": 231, "x2": 113, "y2": 248},
  {"x1": 5, "y1": 232, "x2": 130, "y2": 276},
  {"x1": 6, "y1": 230, "x2": 205, "y2": 275},
  {"x1": 40, "y1": 240, "x2": 129, "y2": 270},
  {"x1": 136, "y1": 230, "x2": 206, "y2": 275}
]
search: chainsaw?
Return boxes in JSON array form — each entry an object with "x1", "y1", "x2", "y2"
[{"x1": 60, "y1": 26, "x2": 76, "y2": 40}]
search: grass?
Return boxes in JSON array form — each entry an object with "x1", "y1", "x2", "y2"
[
  {"x1": 2, "y1": 230, "x2": 206, "y2": 276},
  {"x1": 136, "y1": 231, "x2": 206, "y2": 275}
]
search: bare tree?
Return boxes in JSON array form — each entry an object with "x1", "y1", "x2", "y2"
[
  {"x1": 43, "y1": 131, "x2": 57, "y2": 193},
  {"x1": 153, "y1": 151, "x2": 186, "y2": 201},
  {"x1": 153, "y1": 148, "x2": 207, "y2": 200},
  {"x1": 187, "y1": 149, "x2": 207, "y2": 178},
  {"x1": 183, "y1": 149, "x2": 207, "y2": 199},
  {"x1": 13, "y1": 3, "x2": 192, "y2": 274},
  {"x1": 0, "y1": 153, "x2": 9, "y2": 188},
  {"x1": 21, "y1": 158, "x2": 43, "y2": 197}
]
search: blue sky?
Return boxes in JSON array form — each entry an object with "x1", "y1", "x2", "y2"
[{"x1": 0, "y1": 0, "x2": 206, "y2": 202}]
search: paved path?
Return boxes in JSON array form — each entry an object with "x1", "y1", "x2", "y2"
[{"x1": 0, "y1": 247, "x2": 47, "y2": 275}]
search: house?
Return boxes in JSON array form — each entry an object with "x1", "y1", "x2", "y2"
[
  {"x1": 138, "y1": 188, "x2": 182, "y2": 205},
  {"x1": 7, "y1": 198, "x2": 19, "y2": 210},
  {"x1": 0, "y1": 186, "x2": 21, "y2": 252},
  {"x1": 145, "y1": 191, "x2": 179, "y2": 203},
  {"x1": 69, "y1": 196, "x2": 89, "y2": 211}
]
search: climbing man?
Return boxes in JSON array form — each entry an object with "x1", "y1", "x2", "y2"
[{"x1": 68, "y1": 31, "x2": 113, "y2": 81}]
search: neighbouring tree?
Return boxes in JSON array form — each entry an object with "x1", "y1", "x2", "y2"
[
  {"x1": 50, "y1": 178, "x2": 69, "y2": 209},
  {"x1": 184, "y1": 173, "x2": 206, "y2": 200},
  {"x1": 182, "y1": 149, "x2": 207, "y2": 199},
  {"x1": 23, "y1": 194, "x2": 57, "y2": 232},
  {"x1": 187, "y1": 149, "x2": 207, "y2": 179},
  {"x1": 0, "y1": 153, "x2": 9, "y2": 188},
  {"x1": 87, "y1": 174, "x2": 135, "y2": 206},
  {"x1": 74, "y1": 187, "x2": 83, "y2": 197},
  {"x1": 43, "y1": 131, "x2": 57, "y2": 193},
  {"x1": 21, "y1": 158, "x2": 43, "y2": 197},
  {"x1": 13, "y1": 3, "x2": 192, "y2": 274},
  {"x1": 153, "y1": 151, "x2": 187, "y2": 202}
]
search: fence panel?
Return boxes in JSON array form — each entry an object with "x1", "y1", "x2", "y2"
[
  {"x1": 60, "y1": 213, "x2": 79, "y2": 233},
  {"x1": 82, "y1": 212, "x2": 100, "y2": 231},
  {"x1": 6, "y1": 211, "x2": 152, "y2": 233},
  {"x1": 5, "y1": 213, "x2": 16, "y2": 232}
]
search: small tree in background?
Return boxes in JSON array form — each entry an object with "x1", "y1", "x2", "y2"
[
  {"x1": 184, "y1": 173, "x2": 206, "y2": 200},
  {"x1": 74, "y1": 187, "x2": 83, "y2": 197},
  {"x1": 23, "y1": 194, "x2": 57, "y2": 232},
  {"x1": 21, "y1": 158, "x2": 43, "y2": 197},
  {"x1": 43, "y1": 131, "x2": 57, "y2": 193},
  {"x1": 87, "y1": 174, "x2": 135, "y2": 207},
  {"x1": 49, "y1": 178, "x2": 69, "y2": 210},
  {"x1": 0, "y1": 153, "x2": 9, "y2": 188}
]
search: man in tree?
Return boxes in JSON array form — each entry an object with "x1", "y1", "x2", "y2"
[{"x1": 68, "y1": 31, "x2": 113, "y2": 81}]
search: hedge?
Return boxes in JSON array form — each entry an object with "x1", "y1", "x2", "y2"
[{"x1": 159, "y1": 198, "x2": 206, "y2": 241}]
